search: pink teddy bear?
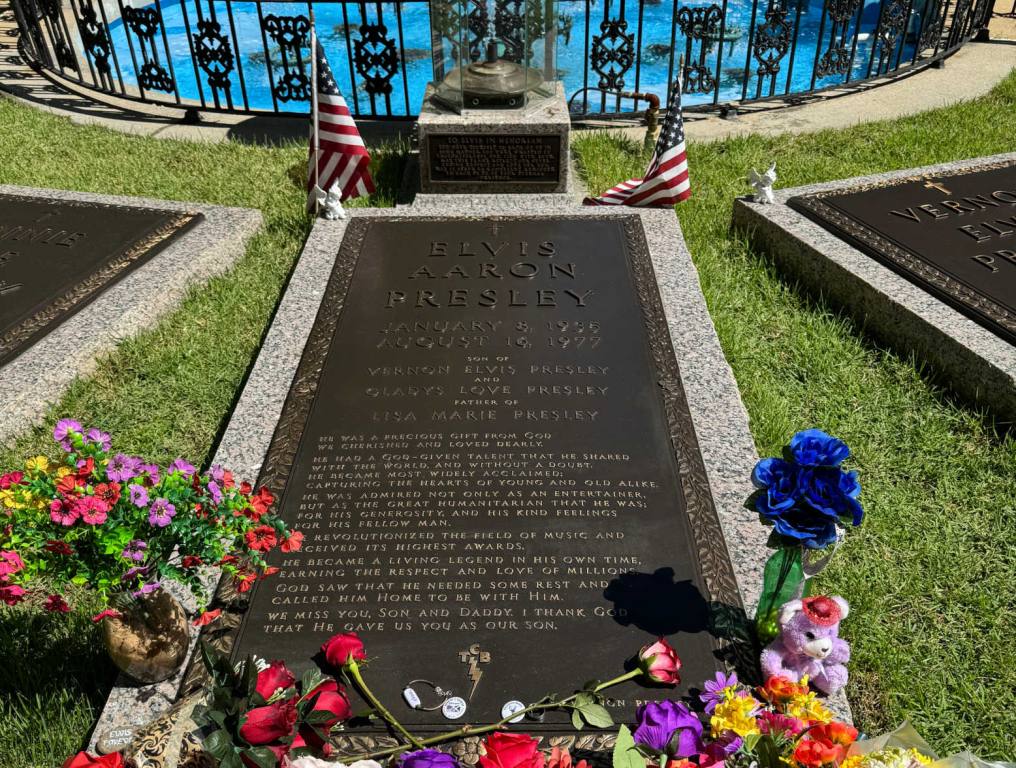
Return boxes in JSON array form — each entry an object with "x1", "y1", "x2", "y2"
[{"x1": 760, "y1": 595, "x2": 850, "y2": 696}]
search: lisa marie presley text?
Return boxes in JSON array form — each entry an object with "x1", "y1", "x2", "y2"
[{"x1": 384, "y1": 239, "x2": 595, "y2": 309}]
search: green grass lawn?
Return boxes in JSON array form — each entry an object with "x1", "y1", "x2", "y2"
[{"x1": 1, "y1": 71, "x2": 1015, "y2": 766}]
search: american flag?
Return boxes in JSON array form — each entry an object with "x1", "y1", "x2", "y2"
[
  {"x1": 307, "y1": 30, "x2": 374, "y2": 210},
  {"x1": 583, "y1": 79, "x2": 691, "y2": 207}
]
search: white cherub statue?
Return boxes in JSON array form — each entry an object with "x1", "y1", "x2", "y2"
[
  {"x1": 748, "y1": 162, "x2": 777, "y2": 205},
  {"x1": 308, "y1": 184, "x2": 346, "y2": 221}
]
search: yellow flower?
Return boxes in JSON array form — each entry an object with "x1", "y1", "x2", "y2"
[
  {"x1": 55, "y1": 466, "x2": 72, "y2": 480},
  {"x1": 841, "y1": 757, "x2": 863, "y2": 768},
  {"x1": 710, "y1": 691, "x2": 760, "y2": 738},
  {"x1": 783, "y1": 683, "x2": 835, "y2": 724},
  {"x1": 25, "y1": 456, "x2": 49, "y2": 473}
]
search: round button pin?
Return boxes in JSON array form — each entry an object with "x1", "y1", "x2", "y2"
[
  {"x1": 501, "y1": 700, "x2": 526, "y2": 723},
  {"x1": 442, "y1": 696, "x2": 467, "y2": 720}
]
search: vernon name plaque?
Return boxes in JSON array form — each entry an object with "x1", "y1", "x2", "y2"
[
  {"x1": 226, "y1": 216, "x2": 746, "y2": 738},
  {"x1": 788, "y1": 161, "x2": 1016, "y2": 344},
  {"x1": 0, "y1": 194, "x2": 200, "y2": 367}
]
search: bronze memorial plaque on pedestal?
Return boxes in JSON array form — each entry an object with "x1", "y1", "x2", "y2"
[
  {"x1": 427, "y1": 134, "x2": 561, "y2": 184},
  {"x1": 0, "y1": 194, "x2": 200, "y2": 367},
  {"x1": 210, "y1": 216, "x2": 748, "y2": 745},
  {"x1": 788, "y1": 161, "x2": 1016, "y2": 345}
]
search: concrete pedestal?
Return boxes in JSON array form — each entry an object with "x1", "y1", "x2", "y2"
[{"x1": 417, "y1": 81, "x2": 570, "y2": 194}]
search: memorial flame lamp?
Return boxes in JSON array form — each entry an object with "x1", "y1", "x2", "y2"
[{"x1": 428, "y1": 0, "x2": 558, "y2": 112}]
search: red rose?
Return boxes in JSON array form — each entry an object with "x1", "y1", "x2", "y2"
[
  {"x1": 480, "y1": 733, "x2": 545, "y2": 768},
  {"x1": 239, "y1": 699, "x2": 298, "y2": 745},
  {"x1": 291, "y1": 728, "x2": 334, "y2": 756},
  {"x1": 62, "y1": 752, "x2": 126, "y2": 768},
  {"x1": 303, "y1": 679, "x2": 352, "y2": 727},
  {"x1": 45, "y1": 540, "x2": 74, "y2": 555},
  {"x1": 637, "y1": 637, "x2": 682, "y2": 685},
  {"x1": 321, "y1": 631, "x2": 367, "y2": 668},
  {"x1": 255, "y1": 660, "x2": 296, "y2": 701},
  {"x1": 280, "y1": 531, "x2": 304, "y2": 553}
]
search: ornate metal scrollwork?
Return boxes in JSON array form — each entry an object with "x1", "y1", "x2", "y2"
[
  {"x1": 123, "y1": 6, "x2": 174, "y2": 92},
  {"x1": 37, "y1": 0, "x2": 77, "y2": 69},
  {"x1": 261, "y1": 14, "x2": 311, "y2": 102},
  {"x1": 676, "y1": 4, "x2": 723, "y2": 94},
  {"x1": 917, "y1": 0, "x2": 944, "y2": 50},
  {"x1": 590, "y1": 17, "x2": 635, "y2": 92},
  {"x1": 432, "y1": 0, "x2": 487, "y2": 62},
  {"x1": 815, "y1": 0, "x2": 861, "y2": 78},
  {"x1": 872, "y1": 0, "x2": 908, "y2": 73},
  {"x1": 74, "y1": 0, "x2": 113, "y2": 87},
  {"x1": 494, "y1": 0, "x2": 526, "y2": 62},
  {"x1": 752, "y1": 1, "x2": 792, "y2": 82},
  {"x1": 193, "y1": 17, "x2": 235, "y2": 100},
  {"x1": 353, "y1": 22, "x2": 399, "y2": 96}
]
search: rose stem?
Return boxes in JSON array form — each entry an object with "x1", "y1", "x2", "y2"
[
  {"x1": 349, "y1": 668, "x2": 643, "y2": 761},
  {"x1": 346, "y1": 659, "x2": 425, "y2": 749}
]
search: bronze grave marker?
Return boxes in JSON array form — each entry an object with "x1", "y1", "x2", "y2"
[
  {"x1": 0, "y1": 194, "x2": 200, "y2": 367},
  {"x1": 213, "y1": 216, "x2": 748, "y2": 744},
  {"x1": 788, "y1": 161, "x2": 1016, "y2": 344}
]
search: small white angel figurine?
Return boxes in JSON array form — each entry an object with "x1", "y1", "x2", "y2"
[
  {"x1": 308, "y1": 184, "x2": 346, "y2": 220},
  {"x1": 748, "y1": 162, "x2": 777, "y2": 205}
]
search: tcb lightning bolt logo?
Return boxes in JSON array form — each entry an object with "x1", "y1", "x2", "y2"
[{"x1": 458, "y1": 644, "x2": 491, "y2": 700}]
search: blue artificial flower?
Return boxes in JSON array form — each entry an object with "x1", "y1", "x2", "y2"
[
  {"x1": 800, "y1": 467, "x2": 864, "y2": 527},
  {"x1": 765, "y1": 506, "x2": 840, "y2": 549},
  {"x1": 751, "y1": 458, "x2": 800, "y2": 516},
  {"x1": 789, "y1": 429, "x2": 850, "y2": 467}
]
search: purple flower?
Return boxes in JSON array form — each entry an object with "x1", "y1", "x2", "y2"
[
  {"x1": 128, "y1": 484, "x2": 149, "y2": 508},
  {"x1": 633, "y1": 700, "x2": 703, "y2": 757},
  {"x1": 131, "y1": 581, "x2": 161, "y2": 598},
  {"x1": 121, "y1": 565, "x2": 150, "y2": 582},
  {"x1": 700, "y1": 670, "x2": 739, "y2": 714},
  {"x1": 148, "y1": 498, "x2": 176, "y2": 528},
  {"x1": 206, "y1": 480, "x2": 223, "y2": 505},
  {"x1": 167, "y1": 459, "x2": 196, "y2": 478},
  {"x1": 84, "y1": 428, "x2": 112, "y2": 452},
  {"x1": 706, "y1": 734, "x2": 743, "y2": 759},
  {"x1": 53, "y1": 419, "x2": 82, "y2": 451},
  {"x1": 107, "y1": 453, "x2": 142, "y2": 483},
  {"x1": 121, "y1": 540, "x2": 147, "y2": 562},
  {"x1": 399, "y1": 749, "x2": 460, "y2": 768},
  {"x1": 209, "y1": 464, "x2": 226, "y2": 483},
  {"x1": 139, "y1": 463, "x2": 160, "y2": 485}
]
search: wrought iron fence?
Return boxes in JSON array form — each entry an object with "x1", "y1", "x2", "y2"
[{"x1": 9, "y1": 0, "x2": 995, "y2": 119}]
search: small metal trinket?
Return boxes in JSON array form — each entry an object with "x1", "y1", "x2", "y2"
[
  {"x1": 442, "y1": 696, "x2": 468, "y2": 720},
  {"x1": 402, "y1": 687, "x2": 422, "y2": 709},
  {"x1": 501, "y1": 700, "x2": 526, "y2": 723}
]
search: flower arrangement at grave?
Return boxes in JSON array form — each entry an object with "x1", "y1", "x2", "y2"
[
  {"x1": 748, "y1": 429, "x2": 864, "y2": 644},
  {"x1": 0, "y1": 418, "x2": 299, "y2": 679}
]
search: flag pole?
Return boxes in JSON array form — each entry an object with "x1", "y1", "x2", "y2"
[{"x1": 310, "y1": 9, "x2": 321, "y2": 216}]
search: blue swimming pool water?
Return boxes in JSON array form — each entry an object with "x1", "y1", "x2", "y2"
[{"x1": 104, "y1": 0, "x2": 921, "y2": 115}]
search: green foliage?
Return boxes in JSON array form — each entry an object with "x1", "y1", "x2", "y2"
[{"x1": 613, "y1": 725, "x2": 644, "y2": 768}]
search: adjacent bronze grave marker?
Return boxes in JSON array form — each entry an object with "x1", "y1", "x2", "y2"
[
  {"x1": 0, "y1": 194, "x2": 200, "y2": 367},
  {"x1": 788, "y1": 161, "x2": 1016, "y2": 344},
  {"x1": 212, "y1": 215, "x2": 748, "y2": 745}
]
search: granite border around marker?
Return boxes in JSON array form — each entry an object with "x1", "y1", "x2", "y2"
[
  {"x1": 0, "y1": 185, "x2": 263, "y2": 447},
  {"x1": 731, "y1": 153, "x2": 1016, "y2": 423},
  {"x1": 96, "y1": 200, "x2": 853, "y2": 749}
]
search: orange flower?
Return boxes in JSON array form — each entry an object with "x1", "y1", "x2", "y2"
[
  {"x1": 547, "y1": 747, "x2": 590, "y2": 768},
  {"x1": 761, "y1": 675, "x2": 809, "y2": 703},
  {"x1": 793, "y1": 739, "x2": 839, "y2": 767},
  {"x1": 810, "y1": 722, "x2": 858, "y2": 747}
]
